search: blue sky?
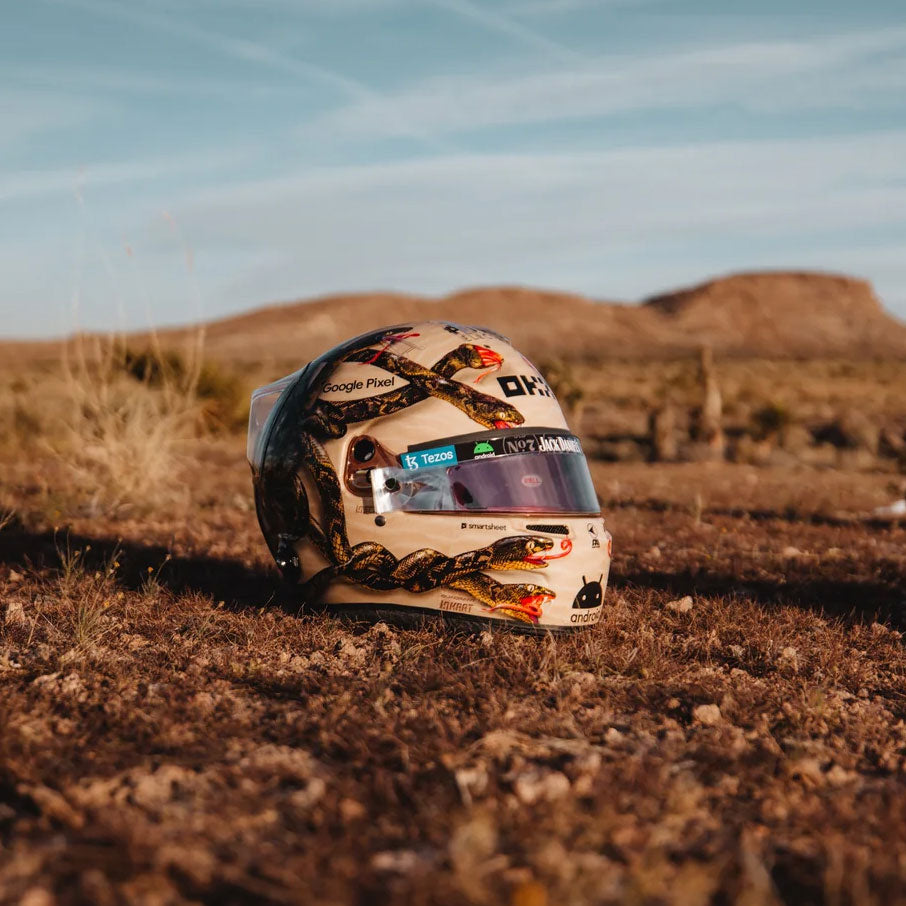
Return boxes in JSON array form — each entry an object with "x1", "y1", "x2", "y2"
[{"x1": 2, "y1": 0, "x2": 905, "y2": 337}]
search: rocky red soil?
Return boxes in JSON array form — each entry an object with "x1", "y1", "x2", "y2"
[{"x1": 3, "y1": 443, "x2": 906, "y2": 905}]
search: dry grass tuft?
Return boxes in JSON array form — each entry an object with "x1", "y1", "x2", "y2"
[
  {"x1": 0, "y1": 507, "x2": 15, "y2": 532},
  {"x1": 51, "y1": 333, "x2": 204, "y2": 514},
  {"x1": 53, "y1": 535, "x2": 121, "y2": 649}
]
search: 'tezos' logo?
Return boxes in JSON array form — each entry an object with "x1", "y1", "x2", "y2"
[
  {"x1": 402, "y1": 445, "x2": 458, "y2": 470},
  {"x1": 496, "y1": 374, "x2": 553, "y2": 399}
]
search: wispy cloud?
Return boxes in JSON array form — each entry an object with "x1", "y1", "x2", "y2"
[
  {"x1": 0, "y1": 146, "x2": 252, "y2": 203},
  {"x1": 308, "y1": 25, "x2": 906, "y2": 139},
  {"x1": 0, "y1": 88, "x2": 104, "y2": 151},
  {"x1": 45, "y1": 0, "x2": 375, "y2": 99},
  {"x1": 9, "y1": 64, "x2": 310, "y2": 99},
  {"x1": 506, "y1": 0, "x2": 660, "y2": 14},
  {"x1": 139, "y1": 131, "x2": 906, "y2": 319},
  {"x1": 43, "y1": 0, "x2": 455, "y2": 152},
  {"x1": 426, "y1": 0, "x2": 582, "y2": 63}
]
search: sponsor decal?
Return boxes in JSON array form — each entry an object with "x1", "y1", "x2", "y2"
[
  {"x1": 587, "y1": 523, "x2": 600, "y2": 549},
  {"x1": 571, "y1": 610, "x2": 600, "y2": 623},
  {"x1": 461, "y1": 521, "x2": 507, "y2": 531},
  {"x1": 403, "y1": 432, "x2": 584, "y2": 470},
  {"x1": 501, "y1": 433, "x2": 582, "y2": 456},
  {"x1": 439, "y1": 598, "x2": 473, "y2": 613},
  {"x1": 402, "y1": 445, "x2": 458, "y2": 470},
  {"x1": 443, "y1": 324, "x2": 508, "y2": 343},
  {"x1": 573, "y1": 575, "x2": 603, "y2": 610},
  {"x1": 497, "y1": 374, "x2": 553, "y2": 399},
  {"x1": 521, "y1": 474, "x2": 543, "y2": 488},
  {"x1": 323, "y1": 376, "x2": 396, "y2": 394}
]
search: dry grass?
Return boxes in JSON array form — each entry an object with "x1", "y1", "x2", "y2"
[
  {"x1": 0, "y1": 330, "x2": 249, "y2": 520},
  {"x1": 50, "y1": 333, "x2": 203, "y2": 514}
]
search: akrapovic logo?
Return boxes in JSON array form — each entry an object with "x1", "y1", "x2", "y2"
[{"x1": 496, "y1": 374, "x2": 553, "y2": 398}]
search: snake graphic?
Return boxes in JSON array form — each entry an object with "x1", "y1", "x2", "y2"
[{"x1": 253, "y1": 326, "x2": 565, "y2": 624}]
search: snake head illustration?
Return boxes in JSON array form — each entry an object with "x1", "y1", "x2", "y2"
[
  {"x1": 486, "y1": 400, "x2": 525, "y2": 430},
  {"x1": 453, "y1": 344, "x2": 503, "y2": 371},
  {"x1": 487, "y1": 582, "x2": 556, "y2": 624},
  {"x1": 490, "y1": 535, "x2": 569, "y2": 570},
  {"x1": 524, "y1": 537, "x2": 572, "y2": 565}
]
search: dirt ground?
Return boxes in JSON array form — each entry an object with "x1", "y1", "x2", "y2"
[{"x1": 3, "y1": 431, "x2": 906, "y2": 906}]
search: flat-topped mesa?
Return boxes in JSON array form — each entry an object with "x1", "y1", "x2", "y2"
[{"x1": 641, "y1": 271, "x2": 899, "y2": 357}]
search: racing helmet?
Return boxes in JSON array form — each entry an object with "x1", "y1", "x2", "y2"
[{"x1": 247, "y1": 321, "x2": 612, "y2": 631}]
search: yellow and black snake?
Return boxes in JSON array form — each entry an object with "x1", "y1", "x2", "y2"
[{"x1": 253, "y1": 327, "x2": 560, "y2": 624}]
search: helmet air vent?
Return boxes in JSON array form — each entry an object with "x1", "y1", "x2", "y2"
[{"x1": 524, "y1": 523, "x2": 569, "y2": 535}]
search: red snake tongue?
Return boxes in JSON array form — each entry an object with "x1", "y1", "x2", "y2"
[
  {"x1": 522, "y1": 594, "x2": 553, "y2": 606},
  {"x1": 525, "y1": 539, "x2": 573, "y2": 565},
  {"x1": 493, "y1": 420, "x2": 513, "y2": 429},
  {"x1": 514, "y1": 595, "x2": 550, "y2": 622},
  {"x1": 472, "y1": 345, "x2": 503, "y2": 384}
]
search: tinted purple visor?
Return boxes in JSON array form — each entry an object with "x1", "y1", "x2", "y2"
[{"x1": 371, "y1": 449, "x2": 600, "y2": 515}]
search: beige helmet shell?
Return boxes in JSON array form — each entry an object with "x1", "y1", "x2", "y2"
[{"x1": 249, "y1": 321, "x2": 612, "y2": 631}]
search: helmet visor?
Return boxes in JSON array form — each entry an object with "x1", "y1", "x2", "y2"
[
  {"x1": 247, "y1": 370, "x2": 301, "y2": 468},
  {"x1": 371, "y1": 447, "x2": 600, "y2": 515}
]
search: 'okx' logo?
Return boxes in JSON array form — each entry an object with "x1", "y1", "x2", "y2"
[{"x1": 496, "y1": 374, "x2": 553, "y2": 399}]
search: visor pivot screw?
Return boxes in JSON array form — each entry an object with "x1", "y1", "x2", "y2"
[
  {"x1": 384, "y1": 477, "x2": 401, "y2": 492},
  {"x1": 375, "y1": 515, "x2": 386, "y2": 527},
  {"x1": 352, "y1": 438, "x2": 376, "y2": 462}
]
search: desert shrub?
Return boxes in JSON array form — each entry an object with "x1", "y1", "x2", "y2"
[
  {"x1": 51, "y1": 334, "x2": 203, "y2": 514},
  {"x1": 195, "y1": 361, "x2": 250, "y2": 432},
  {"x1": 750, "y1": 402, "x2": 791, "y2": 441},
  {"x1": 538, "y1": 358, "x2": 584, "y2": 414},
  {"x1": 812, "y1": 412, "x2": 880, "y2": 453},
  {"x1": 121, "y1": 346, "x2": 249, "y2": 432}
]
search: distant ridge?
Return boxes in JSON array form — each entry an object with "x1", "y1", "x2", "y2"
[
  {"x1": 4, "y1": 270, "x2": 906, "y2": 366},
  {"x1": 641, "y1": 271, "x2": 897, "y2": 356}
]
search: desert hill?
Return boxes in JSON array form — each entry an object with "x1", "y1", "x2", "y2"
[
  {"x1": 4, "y1": 270, "x2": 906, "y2": 367},
  {"x1": 191, "y1": 270, "x2": 906, "y2": 366},
  {"x1": 642, "y1": 271, "x2": 901, "y2": 357}
]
